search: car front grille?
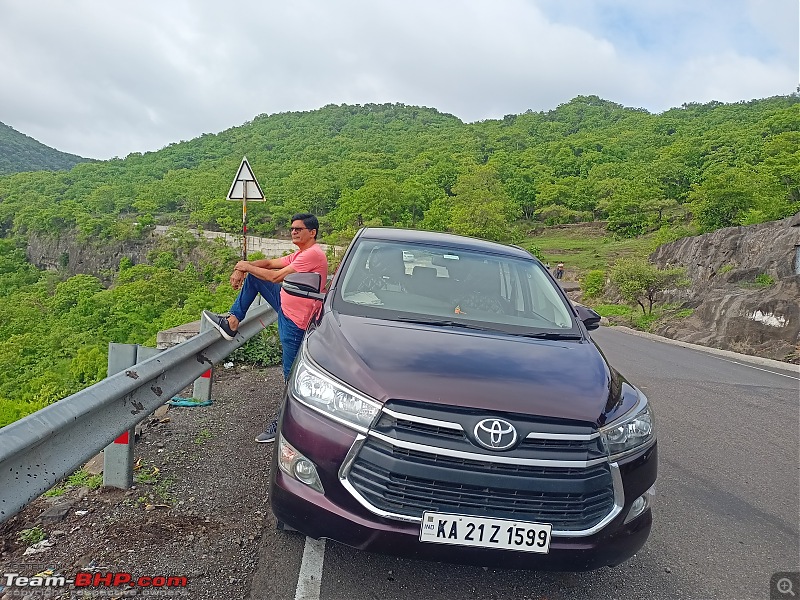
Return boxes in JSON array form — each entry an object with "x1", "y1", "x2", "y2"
[{"x1": 345, "y1": 401, "x2": 616, "y2": 532}]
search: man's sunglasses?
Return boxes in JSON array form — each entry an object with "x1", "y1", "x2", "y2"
[{"x1": 289, "y1": 227, "x2": 308, "y2": 232}]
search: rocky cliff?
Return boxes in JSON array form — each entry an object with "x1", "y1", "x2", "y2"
[
  {"x1": 26, "y1": 232, "x2": 159, "y2": 282},
  {"x1": 649, "y1": 213, "x2": 800, "y2": 362}
]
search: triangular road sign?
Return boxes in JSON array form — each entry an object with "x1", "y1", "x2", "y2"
[{"x1": 227, "y1": 157, "x2": 265, "y2": 201}]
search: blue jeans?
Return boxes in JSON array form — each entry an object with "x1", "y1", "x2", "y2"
[{"x1": 230, "y1": 275, "x2": 305, "y2": 380}]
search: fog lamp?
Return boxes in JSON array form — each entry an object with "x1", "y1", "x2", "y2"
[
  {"x1": 624, "y1": 485, "x2": 656, "y2": 524},
  {"x1": 278, "y1": 434, "x2": 324, "y2": 493}
]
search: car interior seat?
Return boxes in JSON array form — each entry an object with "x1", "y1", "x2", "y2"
[
  {"x1": 367, "y1": 246, "x2": 408, "y2": 289},
  {"x1": 458, "y1": 260, "x2": 509, "y2": 314},
  {"x1": 408, "y1": 265, "x2": 438, "y2": 297}
]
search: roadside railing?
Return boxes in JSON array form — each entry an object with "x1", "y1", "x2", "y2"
[{"x1": 0, "y1": 304, "x2": 277, "y2": 524}]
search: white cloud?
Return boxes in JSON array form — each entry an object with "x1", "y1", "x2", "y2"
[{"x1": 0, "y1": 0, "x2": 795, "y2": 159}]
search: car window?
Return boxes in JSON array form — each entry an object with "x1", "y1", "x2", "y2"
[{"x1": 336, "y1": 240, "x2": 575, "y2": 333}]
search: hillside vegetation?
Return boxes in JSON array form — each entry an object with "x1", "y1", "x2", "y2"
[
  {"x1": 1, "y1": 95, "x2": 797, "y2": 245},
  {"x1": 0, "y1": 95, "x2": 798, "y2": 424},
  {"x1": 0, "y1": 121, "x2": 91, "y2": 175}
]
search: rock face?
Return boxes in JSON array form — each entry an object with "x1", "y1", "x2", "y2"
[
  {"x1": 26, "y1": 232, "x2": 158, "y2": 282},
  {"x1": 649, "y1": 214, "x2": 800, "y2": 362}
]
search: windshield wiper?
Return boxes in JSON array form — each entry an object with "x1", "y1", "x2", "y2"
[
  {"x1": 515, "y1": 332, "x2": 583, "y2": 340},
  {"x1": 393, "y1": 317, "x2": 497, "y2": 332}
]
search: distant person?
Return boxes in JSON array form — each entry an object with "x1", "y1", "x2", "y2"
[
  {"x1": 204, "y1": 213, "x2": 328, "y2": 443},
  {"x1": 555, "y1": 262, "x2": 565, "y2": 279}
]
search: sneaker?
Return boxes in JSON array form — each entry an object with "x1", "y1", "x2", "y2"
[
  {"x1": 255, "y1": 418, "x2": 278, "y2": 443},
  {"x1": 203, "y1": 310, "x2": 237, "y2": 341}
]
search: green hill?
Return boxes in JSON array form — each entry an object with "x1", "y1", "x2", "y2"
[
  {"x1": 0, "y1": 121, "x2": 91, "y2": 175},
  {"x1": 0, "y1": 95, "x2": 798, "y2": 424},
  {"x1": 0, "y1": 96, "x2": 797, "y2": 246}
]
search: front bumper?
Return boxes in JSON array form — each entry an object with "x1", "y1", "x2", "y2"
[{"x1": 269, "y1": 395, "x2": 657, "y2": 571}]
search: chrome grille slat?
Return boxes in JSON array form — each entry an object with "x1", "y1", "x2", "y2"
[{"x1": 345, "y1": 401, "x2": 619, "y2": 533}]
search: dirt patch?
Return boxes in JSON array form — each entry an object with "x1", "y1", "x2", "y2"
[{"x1": 0, "y1": 365, "x2": 284, "y2": 599}]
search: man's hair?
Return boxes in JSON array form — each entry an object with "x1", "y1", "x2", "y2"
[{"x1": 292, "y1": 213, "x2": 319, "y2": 239}]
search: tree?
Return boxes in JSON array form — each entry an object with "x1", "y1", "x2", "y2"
[
  {"x1": 688, "y1": 166, "x2": 755, "y2": 232},
  {"x1": 610, "y1": 258, "x2": 687, "y2": 314},
  {"x1": 448, "y1": 165, "x2": 521, "y2": 243}
]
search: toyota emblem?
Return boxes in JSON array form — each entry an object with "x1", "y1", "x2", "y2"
[{"x1": 473, "y1": 418, "x2": 518, "y2": 450}]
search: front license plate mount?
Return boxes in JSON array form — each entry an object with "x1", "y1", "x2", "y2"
[{"x1": 419, "y1": 511, "x2": 552, "y2": 554}]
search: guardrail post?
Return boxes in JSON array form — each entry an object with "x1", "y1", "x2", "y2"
[
  {"x1": 192, "y1": 314, "x2": 213, "y2": 401},
  {"x1": 103, "y1": 343, "x2": 138, "y2": 489}
]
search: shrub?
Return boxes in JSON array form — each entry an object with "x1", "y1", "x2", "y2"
[
  {"x1": 754, "y1": 273, "x2": 774, "y2": 287},
  {"x1": 582, "y1": 270, "x2": 606, "y2": 299},
  {"x1": 229, "y1": 324, "x2": 282, "y2": 366},
  {"x1": 18, "y1": 526, "x2": 46, "y2": 545}
]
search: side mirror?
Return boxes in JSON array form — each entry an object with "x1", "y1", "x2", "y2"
[
  {"x1": 574, "y1": 304, "x2": 602, "y2": 331},
  {"x1": 282, "y1": 272, "x2": 325, "y2": 301}
]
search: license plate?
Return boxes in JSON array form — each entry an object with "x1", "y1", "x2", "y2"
[{"x1": 419, "y1": 511, "x2": 552, "y2": 554}]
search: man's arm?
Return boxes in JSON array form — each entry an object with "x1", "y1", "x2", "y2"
[
  {"x1": 249, "y1": 258, "x2": 285, "y2": 270},
  {"x1": 229, "y1": 257, "x2": 292, "y2": 289},
  {"x1": 234, "y1": 260, "x2": 297, "y2": 284}
]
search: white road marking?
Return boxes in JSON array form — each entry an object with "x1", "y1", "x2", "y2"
[
  {"x1": 712, "y1": 356, "x2": 800, "y2": 381},
  {"x1": 294, "y1": 537, "x2": 326, "y2": 600}
]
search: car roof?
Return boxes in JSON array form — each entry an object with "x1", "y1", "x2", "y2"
[{"x1": 358, "y1": 227, "x2": 534, "y2": 260}]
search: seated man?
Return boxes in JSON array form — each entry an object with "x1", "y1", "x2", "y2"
[{"x1": 203, "y1": 213, "x2": 328, "y2": 443}]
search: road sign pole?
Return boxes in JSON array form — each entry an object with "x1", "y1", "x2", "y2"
[
  {"x1": 227, "y1": 157, "x2": 264, "y2": 260},
  {"x1": 242, "y1": 181, "x2": 248, "y2": 260}
]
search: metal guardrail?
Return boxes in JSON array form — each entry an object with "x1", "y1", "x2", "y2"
[{"x1": 0, "y1": 304, "x2": 277, "y2": 524}]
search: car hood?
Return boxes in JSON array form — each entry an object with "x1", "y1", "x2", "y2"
[{"x1": 305, "y1": 314, "x2": 632, "y2": 425}]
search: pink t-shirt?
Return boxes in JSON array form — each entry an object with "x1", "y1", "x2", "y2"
[{"x1": 280, "y1": 244, "x2": 328, "y2": 329}]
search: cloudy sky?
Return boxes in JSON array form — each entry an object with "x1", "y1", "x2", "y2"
[{"x1": 0, "y1": 0, "x2": 796, "y2": 160}]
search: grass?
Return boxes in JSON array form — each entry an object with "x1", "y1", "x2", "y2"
[
  {"x1": 18, "y1": 526, "x2": 46, "y2": 545},
  {"x1": 132, "y1": 461, "x2": 175, "y2": 506},
  {"x1": 43, "y1": 468, "x2": 103, "y2": 497},
  {"x1": 754, "y1": 273, "x2": 775, "y2": 287},
  {"x1": 593, "y1": 304, "x2": 634, "y2": 317},
  {"x1": 194, "y1": 428, "x2": 212, "y2": 445},
  {"x1": 739, "y1": 273, "x2": 777, "y2": 289},
  {"x1": 134, "y1": 465, "x2": 161, "y2": 484},
  {"x1": 521, "y1": 225, "x2": 658, "y2": 276},
  {"x1": 591, "y1": 302, "x2": 694, "y2": 332}
]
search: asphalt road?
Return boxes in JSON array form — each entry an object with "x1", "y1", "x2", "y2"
[{"x1": 256, "y1": 328, "x2": 800, "y2": 600}]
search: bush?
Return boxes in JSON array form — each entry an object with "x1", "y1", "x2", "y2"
[
  {"x1": 229, "y1": 324, "x2": 282, "y2": 367},
  {"x1": 18, "y1": 526, "x2": 46, "y2": 545},
  {"x1": 581, "y1": 270, "x2": 606, "y2": 299},
  {"x1": 754, "y1": 273, "x2": 775, "y2": 287}
]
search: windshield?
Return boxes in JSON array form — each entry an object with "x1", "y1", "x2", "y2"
[{"x1": 333, "y1": 239, "x2": 578, "y2": 336}]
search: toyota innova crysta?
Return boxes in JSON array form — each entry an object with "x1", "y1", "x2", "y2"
[{"x1": 269, "y1": 227, "x2": 657, "y2": 570}]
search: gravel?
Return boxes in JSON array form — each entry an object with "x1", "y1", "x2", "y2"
[{"x1": 0, "y1": 364, "x2": 284, "y2": 599}]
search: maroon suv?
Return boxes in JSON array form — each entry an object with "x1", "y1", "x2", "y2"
[{"x1": 270, "y1": 228, "x2": 657, "y2": 570}]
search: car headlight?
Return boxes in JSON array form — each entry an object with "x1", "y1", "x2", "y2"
[
  {"x1": 290, "y1": 355, "x2": 381, "y2": 433},
  {"x1": 600, "y1": 392, "x2": 655, "y2": 460}
]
